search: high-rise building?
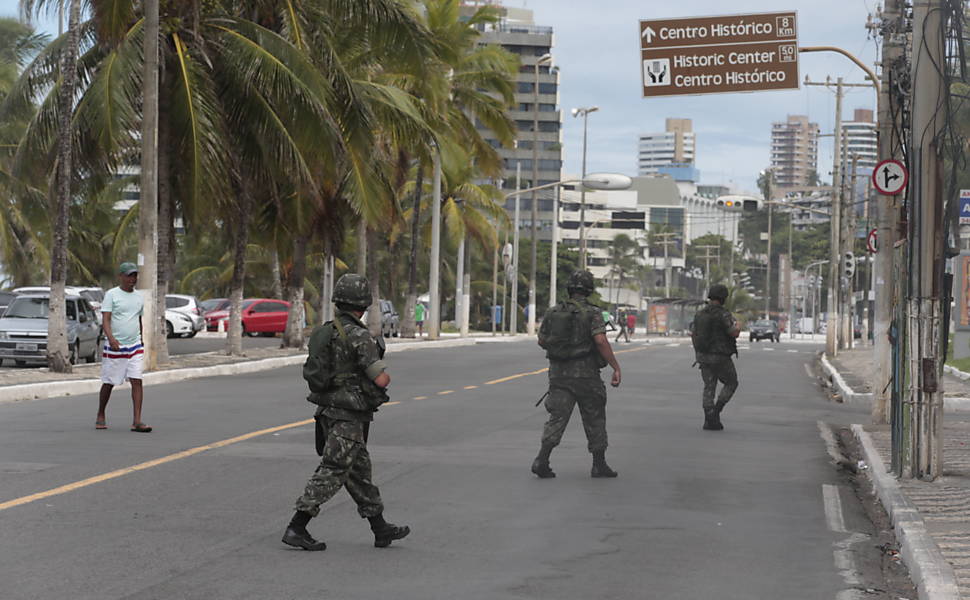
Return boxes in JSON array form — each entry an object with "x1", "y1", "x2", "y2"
[
  {"x1": 841, "y1": 108, "x2": 877, "y2": 172},
  {"x1": 637, "y1": 118, "x2": 696, "y2": 176},
  {"x1": 465, "y1": 2, "x2": 563, "y2": 236},
  {"x1": 770, "y1": 115, "x2": 819, "y2": 188}
]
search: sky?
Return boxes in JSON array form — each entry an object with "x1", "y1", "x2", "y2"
[
  {"x1": 1, "y1": 0, "x2": 881, "y2": 194},
  {"x1": 512, "y1": 0, "x2": 881, "y2": 193}
]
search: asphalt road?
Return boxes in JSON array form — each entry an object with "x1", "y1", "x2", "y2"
[{"x1": 0, "y1": 338, "x2": 901, "y2": 599}]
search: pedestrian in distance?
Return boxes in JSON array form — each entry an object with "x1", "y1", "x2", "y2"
[
  {"x1": 283, "y1": 273, "x2": 410, "y2": 552},
  {"x1": 614, "y1": 310, "x2": 630, "y2": 343},
  {"x1": 601, "y1": 309, "x2": 616, "y2": 332},
  {"x1": 690, "y1": 284, "x2": 741, "y2": 431},
  {"x1": 626, "y1": 312, "x2": 637, "y2": 340},
  {"x1": 533, "y1": 270, "x2": 622, "y2": 479},
  {"x1": 95, "y1": 262, "x2": 151, "y2": 433},
  {"x1": 415, "y1": 301, "x2": 426, "y2": 338}
]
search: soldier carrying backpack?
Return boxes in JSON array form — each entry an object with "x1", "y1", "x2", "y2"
[
  {"x1": 690, "y1": 284, "x2": 741, "y2": 431},
  {"x1": 532, "y1": 270, "x2": 622, "y2": 479}
]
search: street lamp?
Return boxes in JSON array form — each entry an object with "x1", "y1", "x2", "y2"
[
  {"x1": 571, "y1": 106, "x2": 599, "y2": 269},
  {"x1": 528, "y1": 53, "x2": 553, "y2": 336}
]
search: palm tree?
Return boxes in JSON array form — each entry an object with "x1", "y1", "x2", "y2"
[{"x1": 605, "y1": 233, "x2": 640, "y2": 306}]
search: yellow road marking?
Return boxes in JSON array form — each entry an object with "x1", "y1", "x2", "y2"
[
  {"x1": 438, "y1": 390, "x2": 454, "y2": 395},
  {"x1": 413, "y1": 396, "x2": 428, "y2": 400},
  {"x1": 385, "y1": 401, "x2": 401, "y2": 406},
  {"x1": 484, "y1": 367, "x2": 548, "y2": 385},
  {"x1": 0, "y1": 419, "x2": 315, "y2": 513},
  {"x1": 615, "y1": 347, "x2": 648, "y2": 355},
  {"x1": 464, "y1": 385, "x2": 478, "y2": 390}
]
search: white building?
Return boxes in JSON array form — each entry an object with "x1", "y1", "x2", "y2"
[
  {"x1": 841, "y1": 108, "x2": 878, "y2": 172},
  {"x1": 637, "y1": 118, "x2": 695, "y2": 176}
]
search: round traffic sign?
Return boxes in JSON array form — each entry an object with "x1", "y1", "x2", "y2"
[
  {"x1": 866, "y1": 228, "x2": 878, "y2": 253},
  {"x1": 872, "y1": 159, "x2": 908, "y2": 195}
]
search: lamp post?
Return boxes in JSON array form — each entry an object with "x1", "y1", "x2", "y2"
[
  {"x1": 571, "y1": 106, "x2": 599, "y2": 269},
  {"x1": 528, "y1": 53, "x2": 553, "y2": 336}
]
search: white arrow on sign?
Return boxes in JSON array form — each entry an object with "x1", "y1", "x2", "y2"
[{"x1": 641, "y1": 26, "x2": 656, "y2": 44}]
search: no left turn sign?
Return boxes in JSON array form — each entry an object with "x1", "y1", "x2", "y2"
[{"x1": 872, "y1": 159, "x2": 908, "y2": 195}]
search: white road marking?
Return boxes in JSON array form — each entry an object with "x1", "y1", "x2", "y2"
[
  {"x1": 788, "y1": 349, "x2": 799, "y2": 353},
  {"x1": 822, "y1": 484, "x2": 848, "y2": 533},
  {"x1": 762, "y1": 347, "x2": 775, "y2": 352},
  {"x1": 804, "y1": 363, "x2": 814, "y2": 379},
  {"x1": 666, "y1": 343, "x2": 680, "y2": 347}
]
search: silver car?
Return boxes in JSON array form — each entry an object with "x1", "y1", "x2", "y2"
[{"x1": 0, "y1": 293, "x2": 102, "y2": 366}]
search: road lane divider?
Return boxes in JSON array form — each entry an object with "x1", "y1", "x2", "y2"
[
  {"x1": 485, "y1": 368, "x2": 548, "y2": 385},
  {"x1": 464, "y1": 385, "x2": 478, "y2": 390},
  {"x1": 413, "y1": 396, "x2": 428, "y2": 400},
  {"x1": 0, "y1": 419, "x2": 315, "y2": 513},
  {"x1": 437, "y1": 390, "x2": 454, "y2": 395}
]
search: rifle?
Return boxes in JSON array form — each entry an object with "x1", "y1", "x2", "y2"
[{"x1": 535, "y1": 391, "x2": 549, "y2": 407}]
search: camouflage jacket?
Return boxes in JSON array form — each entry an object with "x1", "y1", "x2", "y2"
[
  {"x1": 312, "y1": 310, "x2": 388, "y2": 422},
  {"x1": 548, "y1": 295, "x2": 608, "y2": 380},
  {"x1": 691, "y1": 303, "x2": 738, "y2": 364}
]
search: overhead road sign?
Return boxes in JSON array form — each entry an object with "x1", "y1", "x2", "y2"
[
  {"x1": 871, "y1": 159, "x2": 907, "y2": 196},
  {"x1": 640, "y1": 12, "x2": 799, "y2": 98}
]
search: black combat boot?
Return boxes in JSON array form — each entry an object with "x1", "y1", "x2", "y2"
[
  {"x1": 368, "y1": 514, "x2": 411, "y2": 548},
  {"x1": 531, "y1": 443, "x2": 556, "y2": 478},
  {"x1": 282, "y1": 511, "x2": 327, "y2": 551},
  {"x1": 591, "y1": 450, "x2": 618, "y2": 478},
  {"x1": 703, "y1": 408, "x2": 723, "y2": 431},
  {"x1": 713, "y1": 399, "x2": 728, "y2": 430}
]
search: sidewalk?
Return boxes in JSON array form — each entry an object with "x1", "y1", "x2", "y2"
[{"x1": 825, "y1": 347, "x2": 970, "y2": 599}]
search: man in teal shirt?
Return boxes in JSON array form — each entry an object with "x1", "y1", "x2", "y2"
[
  {"x1": 95, "y1": 262, "x2": 151, "y2": 432},
  {"x1": 415, "y1": 302, "x2": 426, "y2": 338}
]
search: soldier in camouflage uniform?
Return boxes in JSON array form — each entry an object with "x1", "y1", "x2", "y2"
[
  {"x1": 282, "y1": 274, "x2": 410, "y2": 551},
  {"x1": 690, "y1": 284, "x2": 741, "y2": 431},
  {"x1": 532, "y1": 270, "x2": 623, "y2": 479}
]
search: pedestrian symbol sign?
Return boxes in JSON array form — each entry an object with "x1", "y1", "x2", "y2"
[{"x1": 871, "y1": 159, "x2": 907, "y2": 196}]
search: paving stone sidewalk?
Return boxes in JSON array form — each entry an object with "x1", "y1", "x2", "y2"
[{"x1": 830, "y1": 346, "x2": 970, "y2": 398}]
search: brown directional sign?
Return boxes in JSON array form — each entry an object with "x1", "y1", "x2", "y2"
[{"x1": 640, "y1": 12, "x2": 799, "y2": 98}]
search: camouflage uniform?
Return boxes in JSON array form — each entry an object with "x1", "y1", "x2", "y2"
[
  {"x1": 692, "y1": 302, "x2": 739, "y2": 414},
  {"x1": 294, "y1": 309, "x2": 388, "y2": 518},
  {"x1": 541, "y1": 295, "x2": 609, "y2": 452}
]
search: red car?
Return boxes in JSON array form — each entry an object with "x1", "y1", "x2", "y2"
[{"x1": 205, "y1": 298, "x2": 291, "y2": 336}]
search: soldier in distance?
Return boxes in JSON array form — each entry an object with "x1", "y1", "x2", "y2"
[
  {"x1": 690, "y1": 284, "x2": 741, "y2": 431},
  {"x1": 533, "y1": 270, "x2": 622, "y2": 479},
  {"x1": 282, "y1": 273, "x2": 410, "y2": 551}
]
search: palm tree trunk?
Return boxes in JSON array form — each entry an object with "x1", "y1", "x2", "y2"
[
  {"x1": 47, "y1": 0, "x2": 82, "y2": 373},
  {"x1": 225, "y1": 181, "x2": 252, "y2": 356},
  {"x1": 400, "y1": 163, "x2": 424, "y2": 338},
  {"x1": 155, "y1": 90, "x2": 172, "y2": 364},
  {"x1": 270, "y1": 246, "x2": 283, "y2": 299},
  {"x1": 366, "y1": 226, "x2": 382, "y2": 337},
  {"x1": 282, "y1": 234, "x2": 308, "y2": 348}
]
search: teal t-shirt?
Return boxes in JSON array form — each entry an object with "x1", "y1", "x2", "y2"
[
  {"x1": 102, "y1": 286, "x2": 144, "y2": 345},
  {"x1": 415, "y1": 303, "x2": 426, "y2": 322}
]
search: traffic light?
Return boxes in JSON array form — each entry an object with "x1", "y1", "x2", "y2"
[
  {"x1": 716, "y1": 198, "x2": 739, "y2": 211},
  {"x1": 842, "y1": 252, "x2": 856, "y2": 278},
  {"x1": 743, "y1": 199, "x2": 760, "y2": 211}
]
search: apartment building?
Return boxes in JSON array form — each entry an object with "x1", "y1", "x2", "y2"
[
  {"x1": 841, "y1": 108, "x2": 878, "y2": 172},
  {"x1": 637, "y1": 118, "x2": 696, "y2": 176},
  {"x1": 770, "y1": 115, "x2": 819, "y2": 188}
]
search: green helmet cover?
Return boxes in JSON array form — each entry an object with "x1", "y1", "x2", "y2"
[
  {"x1": 566, "y1": 270, "x2": 596, "y2": 295},
  {"x1": 708, "y1": 284, "x2": 730, "y2": 302},
  {"x1": 333, "y1": 273, "x2": 372, "y2": 309}
]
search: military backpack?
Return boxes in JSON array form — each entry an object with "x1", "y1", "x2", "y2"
[
  {"x1": 538, "y1": 300, "x2": 594, "y2": 360},
  {"x1": 302, "y1": 319, "x2": 349, "y2": 394},
  {"x1": 690, "y1": 305, "x2": 737, "y2": 357}
]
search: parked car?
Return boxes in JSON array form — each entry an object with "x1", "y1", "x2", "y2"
[
  {"x1": 13, "y1": 286, "x2": 105, "y2": 322},
  {"x1": 205, "y1": 298, "x2": 291, "y2": 336},
  {"x1": 166, "y1": 309, "x2": 199, "y2": 338},
  {"x1": 200, "y1": 298, "x2": 230, "y2": 316},
  {"x1": 0, "y1": 293, "x2": 101, "y2": 366},
  {"x1": 379, "y1": 299, "x2": 400, "y2": 338},
  {"x1": 749, "y1": 319, "x2": 780, "y2": 343},
  {"x1": 165, "y1": 294, "x2": 205, "y2": 336},
  {"x1": 0, "y1": 291, "x2": 17, "y2": 316}
]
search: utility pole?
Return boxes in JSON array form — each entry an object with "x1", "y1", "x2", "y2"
[
  {"x1": 873, "y1": 0, "x2": 904, "y2": 425},
  {"x1": 652, "y1": 232, "x2": 679, "y2": 297},
  {"x1": 138, "y1": 0, "x2": 160, "y2": 371},
  {"x1": 843, "y1": 154, "x2": 860, "y2": 350},
  {"x1": 529, "y1": 54, "x2": 552, "y2": 335},
  {"x1": 491, "y1": 238, "x2": 498, "y2": 337},
  {"x1": 428, "y1": 149, "x2": 442, "y2": 340},
  {"x1": 511, "y1": 163, "x2": 521, "y2": 335},
  {"x1": 906, "y1": 0, "x2": 945, "y2": 479},
  {"x1": 696, "y1": 245, "x2": 720, "y2": 293},
  {"x1": 766, "y1": 188, "x2": 773, "y2": 319},
  {"x1": 549, "y1": 185, "x2": 560, "y2": 307},
  {"x1": 788, "y1": 206, "x2": 795, "y2": 339},
  {"x1": 572, "y1": 107, "x2": 598, "y2": 268}
]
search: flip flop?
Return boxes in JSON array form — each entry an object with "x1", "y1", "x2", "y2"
[
  {"x1": 95, "y1": 420, "x2": 107, "y2": 430},
  {"x1": 130, "y1": 423, "x2": 153, "y2": 433}
]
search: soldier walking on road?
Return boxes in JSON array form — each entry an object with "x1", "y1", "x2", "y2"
[
  {"x1": 532, "y1": 270, "x2": 622, "y2": 479},
  {"x1": 282, "y1": 274, "x2": 410, "y2": 552},
  {"x1": 690, "y1": 284, "x2": 741, "y2": 431}
]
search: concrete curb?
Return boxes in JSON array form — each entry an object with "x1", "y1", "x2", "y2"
[
  {"x1": 851, "y1": 425, "x2": 961, "y2": 600},
  {"x1": 820, "y1": 353, "x2": 874, "y2": 406},
  {"x1": 943, "y1": 364, "x2": 970, "y2": 381},
  {"x1": 0, "y1": 337, "x2": 501, "y2": 405}
]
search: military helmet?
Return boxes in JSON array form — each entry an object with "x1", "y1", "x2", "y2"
[
  {"x1": 707, "y1": 284, "x2": 730, "y2": 302},
  {"x1": 566, "y1": 270, "x2": 596, "y2": 295},
  {"x1": 333, "y1": 273, "x2": 372, "y2": 309}
]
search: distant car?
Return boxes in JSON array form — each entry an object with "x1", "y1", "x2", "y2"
[
  {"x1": 200, "y1": 298, "x2": 230, "y2": 315},
  {"x1": 165, "y1": 309, "x2": 198, "y2": 338},
  {"x1": 749, "y1": 319, "x2": 780, "y2": 343},
  {"x1": 205, "y1": 298, "x2": 291, "y2": 336},
  {"x1": 0, "y1": 293, "x2": 102, "y2": 366},
  {"x1": 380, "y1": 299, "x2": 400, "y2": 338},
  {"x1": 165, "y1": 294, "x2": 204, "y2": 336}
]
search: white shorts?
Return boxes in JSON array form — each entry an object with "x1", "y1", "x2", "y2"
[{"x1": 100, "y1": 342, "x2": 144, "y2": 386}]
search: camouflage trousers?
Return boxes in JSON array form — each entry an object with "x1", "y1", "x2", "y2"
[
  {"x1": 294, "y1": 418, "x2": 384, "y2": 518},
  {"x1": 699, "y1": 358, "x2": 738, "y2": 412},
  {"x1": 540, "y1": 377, "x2": 608, "y2": 453}
]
